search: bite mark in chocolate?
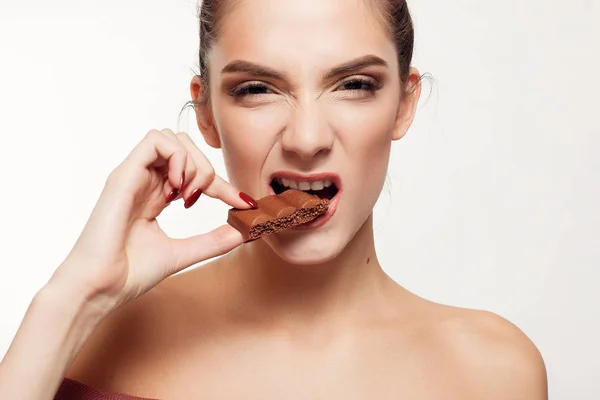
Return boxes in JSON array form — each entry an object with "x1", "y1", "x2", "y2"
[{"x1": 227, "y1": 189, "x2": 329, "y2": 241}]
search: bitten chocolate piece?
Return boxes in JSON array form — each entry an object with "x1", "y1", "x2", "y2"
[{"x1": 227, "y1": 189, "x2": 329, "y2": 241}]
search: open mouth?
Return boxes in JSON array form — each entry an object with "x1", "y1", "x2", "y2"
[{"x1": 270, "y1": 177, "x2": 339, "y2": 201}]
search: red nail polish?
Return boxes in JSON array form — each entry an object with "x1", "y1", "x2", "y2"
[
  {"x1": 166, "y1": 188, "x2": 179, "y2": 203},
  {"x1": 184, "y1": 189, "x2": 202, "y2": 209},
  {"x1": 239, "y1": 192, "x2": 258, "y2": 208},
  {"x1": 180, "y1": 171, "x2": 186, "y2": 190}
]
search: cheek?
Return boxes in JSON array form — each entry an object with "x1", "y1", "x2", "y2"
[
  {"x1": 213, "y1": 100, "x2": 288, "y2": 186},
  {"x1": 328, "y1": 96, "x2": 398, "y2": 176}
]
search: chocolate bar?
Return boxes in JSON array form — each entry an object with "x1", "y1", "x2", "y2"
[{"x1": 227, "y1": 189, "x2": 329, "y2": 241}]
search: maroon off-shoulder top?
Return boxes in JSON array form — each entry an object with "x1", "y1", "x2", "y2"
[{"x1": 54, "y1": 378, "x2": 158, "y2": 400}]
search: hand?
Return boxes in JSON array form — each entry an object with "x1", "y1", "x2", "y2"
[{"x1": 50, "y1": 129, "x2": 255, "y2": 309}]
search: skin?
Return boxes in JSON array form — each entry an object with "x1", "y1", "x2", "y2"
[{"x1": 64, "y1": 0, "x2": 548, "y2": 398}]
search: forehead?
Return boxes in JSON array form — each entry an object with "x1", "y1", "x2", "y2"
[{"x1": 212, "y1": 0, "x2": 397, "y2": 73}]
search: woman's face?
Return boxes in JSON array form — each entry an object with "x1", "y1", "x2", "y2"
[{"x1": 194, "y1": 0, "x2": 419, "y2": 264}]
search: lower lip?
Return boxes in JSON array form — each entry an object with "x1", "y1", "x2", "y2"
[{"x1": 292, "y1": 191, "x2": 340, "y2": 230}]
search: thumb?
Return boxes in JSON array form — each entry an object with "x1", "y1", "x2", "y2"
[{"x1": 168, "y1": 224, "x2": 244, "y2": 273}]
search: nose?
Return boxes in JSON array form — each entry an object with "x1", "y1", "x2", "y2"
[{"x1": 280, "y1": 101, "x2": 334, "y2": 162}]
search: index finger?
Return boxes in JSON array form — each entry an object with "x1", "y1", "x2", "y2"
[
  {"x1": 204, "y1": 174, "x2": 258, "y2": 210},
  {"x1": 174, "y1": 132, "x2": 257, "y2": 210}
]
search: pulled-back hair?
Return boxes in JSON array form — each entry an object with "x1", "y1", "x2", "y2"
[{"x1": 197, "y1": 0, "x2": 416, "y2": 99}]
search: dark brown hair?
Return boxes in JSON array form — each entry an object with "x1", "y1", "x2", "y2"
[{"x1": 197, "y1": 0, "x2": 416, "y2": 100}]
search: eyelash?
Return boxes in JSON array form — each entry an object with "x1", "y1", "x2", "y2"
[
  {"x1": 337, "y1": 78, "x2": 382, "y2": 93},
  {"x1": 230, "y1": 82, "x2": 271, "y2": 97},
  {"x1": 229, "y1": 77, "x2": 382, "y2": 98}
]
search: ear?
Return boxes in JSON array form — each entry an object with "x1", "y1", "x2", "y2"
[
  {"x1": 190, "y1": 75, "x2": 221, "y2": 148},
  {"x1": 392, "y1": 67, "x2": 422, "y2": 141}
]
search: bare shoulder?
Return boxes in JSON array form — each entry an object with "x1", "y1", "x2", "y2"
[
  {"x1": 65, "y1": 268, "x2": 214, "y2": 394},
  {"x1": 429, "y1": 304, "x2": 548, "y2": 399}
]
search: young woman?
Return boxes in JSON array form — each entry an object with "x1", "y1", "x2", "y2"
[{"x1": 0, "y1": 0, "x2": 547, "y2": 398}]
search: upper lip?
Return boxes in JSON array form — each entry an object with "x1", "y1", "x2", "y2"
[{"x1": 269, "y1": 171, "x2": 342, "y2": 189}]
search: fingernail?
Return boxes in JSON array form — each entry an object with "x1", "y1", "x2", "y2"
[
  {"x1": 180, "y1": 171, "x2": 186, "y2": 190},
  {"x1": 166, "y1": 188, "x2": 179, "y2": 203},
  {"x1": 184, "y1": 189, "x2": 202, "y2": 209},
  {"x1": 239, "y1": 192, "x2": 258, "y2": 208}
]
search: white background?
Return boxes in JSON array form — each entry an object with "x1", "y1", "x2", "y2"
[{"x1": 0, "y1": 0, "x2": 598, "y2": 397}]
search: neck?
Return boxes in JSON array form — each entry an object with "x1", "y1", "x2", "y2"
[{"x1": 224, "y1": 214, "x2": 395, "y2": 329}]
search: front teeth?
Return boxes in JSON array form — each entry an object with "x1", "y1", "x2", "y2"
[
  {"x1": 298, "y1": 181, "x2": 311, "y2": 191},
  {"x1": 278, "y1": 178, "x2": 334, "y2": 191},
  {"x1": 311, "y1": 181, "x2": 324, "y2": 191}
]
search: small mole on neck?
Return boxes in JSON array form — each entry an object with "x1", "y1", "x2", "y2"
[{"x1": 367, "y1": 257, "x2": 370, "y2": 264}]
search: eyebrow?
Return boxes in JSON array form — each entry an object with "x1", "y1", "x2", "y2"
[
  {"x1": 322, "y1": 55, "x2": 388, "y2": 80},
  {"x1": 221, "y1": 60, "x2": 287, "y2": 81},
  {"x1": 220, "y1": 54, "x2": 388, "y2": 82}
]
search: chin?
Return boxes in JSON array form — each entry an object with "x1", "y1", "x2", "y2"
[{"x1": 261, "y1": 229, "x2": 348, "y2": 266}]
